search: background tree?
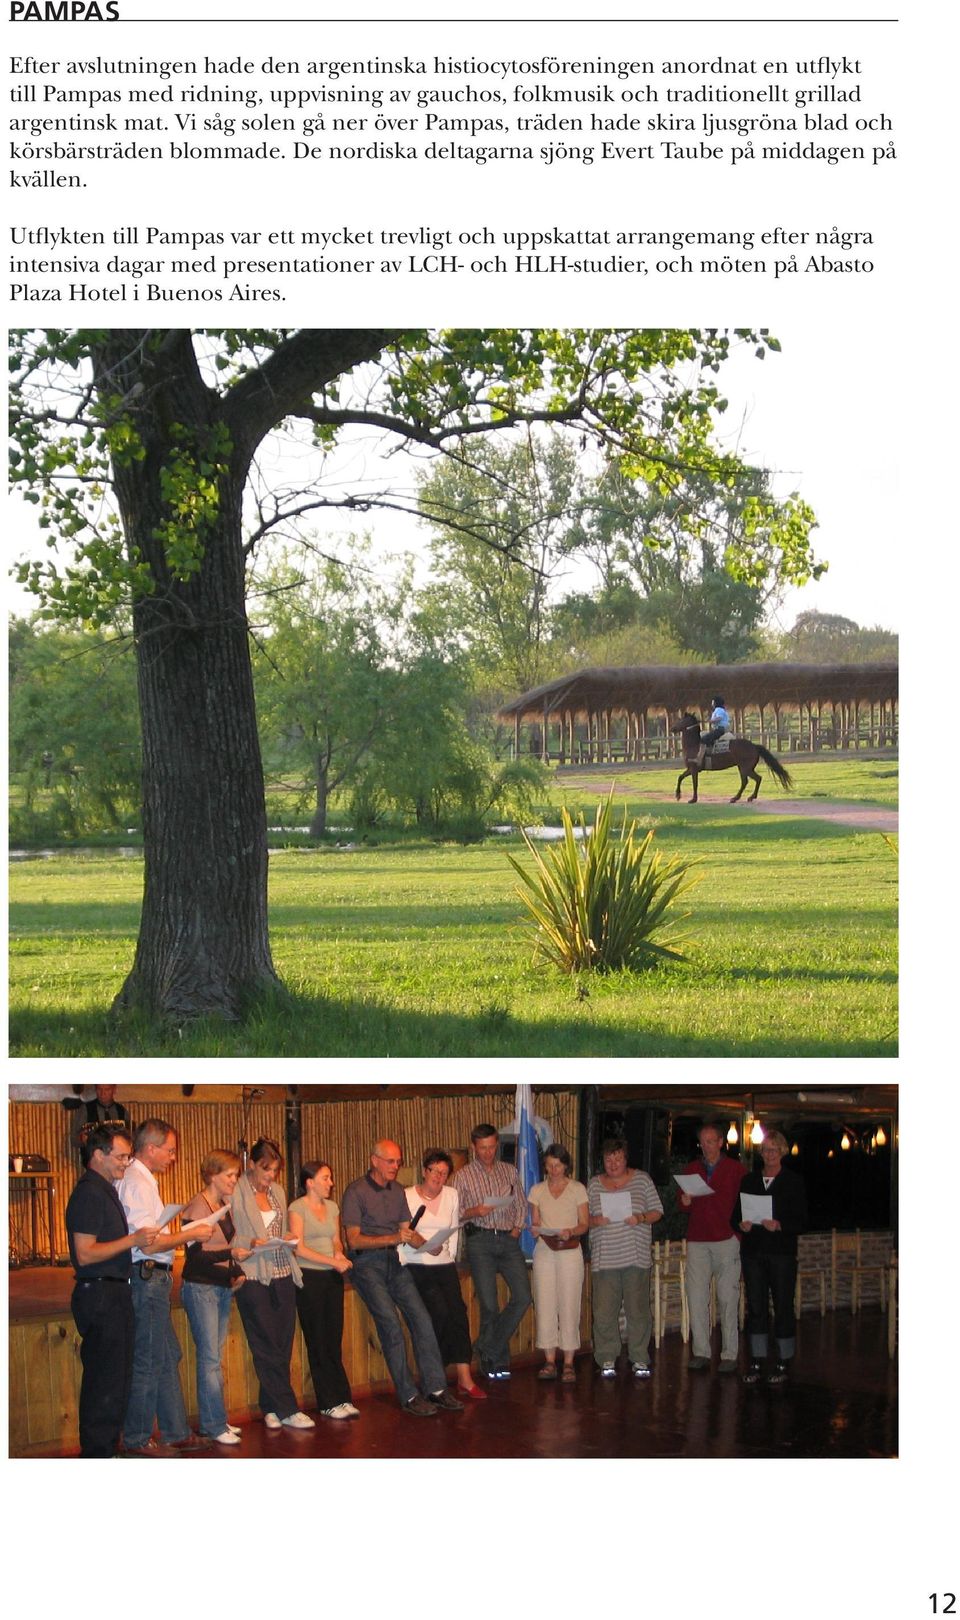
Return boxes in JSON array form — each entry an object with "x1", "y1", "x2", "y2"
[
  {"x1": 781, "y1": 610, "x2": 898, "y2": 663},
  {"x1": 251, "y1": 540, "x2": 408, "y2": 837},
  {"x1": 9, "y1": 619, "x2": 140, "y2": 839},
  {"x1": 417, "y1": 433, "x2": 584, "y2": 696},
  {"x1": 557, "y1": 462, "x2": 821, "y2": 663},
  {"x1": 10, "y1": 327, "x2": 816, "y2": 1022},
  {"x1": 355, "y1": 646, "x2": 546, "y2": 835}
]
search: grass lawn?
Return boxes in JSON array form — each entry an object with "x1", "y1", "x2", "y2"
[{"x1": 8, "y1": 760, "x2": 898, "y2": 1057}]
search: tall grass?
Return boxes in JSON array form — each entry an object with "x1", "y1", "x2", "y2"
[{"x1": 508, "y1": 794, "x2": 699, "y2": 974}]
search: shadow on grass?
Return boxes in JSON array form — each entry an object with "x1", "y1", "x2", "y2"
[
  {"x1": 8, "y1": 988, "x2": 898, "y2": 1060},
  {"x1": 10, "y1": 894, "x2": 896, "y2": 941},
  {"x1": 726, "y1": 965, "x2": 897, "y2": 985}
]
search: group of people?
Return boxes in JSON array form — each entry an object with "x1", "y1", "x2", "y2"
[
  {"x1": 64, "y1": 1110, "x2": 805, "y2": 1456},
  {"x1": 678, "y1": 1123, "x2": 808, "y2": 1385}
]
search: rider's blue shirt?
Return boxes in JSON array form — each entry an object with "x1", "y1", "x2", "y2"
[{"x1": 710, "y1": 706, "x2": 731, "y2": 730}]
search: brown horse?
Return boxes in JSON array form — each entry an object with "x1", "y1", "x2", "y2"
[{"x1": 672, "y1": 713, "x2": 793, "y2": 804}]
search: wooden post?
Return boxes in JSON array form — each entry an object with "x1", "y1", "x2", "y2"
[{"x1": 514, "y1": 712, "x2": 520, "y2": 762}]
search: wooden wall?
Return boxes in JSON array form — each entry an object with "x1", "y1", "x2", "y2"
[
  {"x1": 9, "y1": 1265, "x2": 593, "y2": 1458},
  {"x1": 8, "y1": 1091, "x2": 579, "y2": 1264}
]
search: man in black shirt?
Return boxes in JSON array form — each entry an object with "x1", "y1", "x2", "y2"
[{"x1": 65, "y1": 1124, "x2": 158, "y2": 1457}]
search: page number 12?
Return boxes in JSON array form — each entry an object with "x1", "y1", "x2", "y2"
[{"x1": 929, "y1": 1599, "x2": 956, "y2": 1614}]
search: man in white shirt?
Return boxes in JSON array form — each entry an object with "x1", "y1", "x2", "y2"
[
  {"x1": 697, "y1": 695, "x2": 733, "y2": 769},
  {"x1": 118, "y1": 1118, "x2": 212, "y2": 1455}
]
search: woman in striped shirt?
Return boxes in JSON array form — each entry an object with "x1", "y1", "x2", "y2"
[{"x1": 587, "y1": 1137, "x2": 663, "y2": 1380}]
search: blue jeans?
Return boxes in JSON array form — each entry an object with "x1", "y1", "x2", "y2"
[
  {"x1": 351, "y1": 1251, "x2": 447, "y2": 1405},
  {"x1": 181, "y1": 1281, "x2": 233, "y2": 1435},
  {"x1": 124, "y1": 1268, "x2": 189, "y2": 1447},
  {"x1": 465, "y1": 1230, "x2": 533, "y2": 1369}
]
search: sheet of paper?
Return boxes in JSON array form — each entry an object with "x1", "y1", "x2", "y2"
[
  {"x1": 741, "y1": 1194, "x2": 774, "y2": 1224},
  {"x1": 400, "y1": 1222, "x2": 459, "y2": 1258},
  {"x1": 482, "y1": 1195, "x2": 513, "y2": 1212},
  {"x1": 182, "y1": 1203, "x2": 231, "y2": 1243},
  {"x1": 599, "y1": 1189, "x2": 633, "y2": 1223},
  {"x1": 155, "y1": 1203, "x2": 183, "y2": 1228},
  {"x1": 674, "y1": 1175, "x2": 714, "y2": 1197}
]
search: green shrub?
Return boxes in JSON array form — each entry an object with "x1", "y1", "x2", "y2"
[{"x1": 508, "y1": 792, "x2": 698, "y2": 974}]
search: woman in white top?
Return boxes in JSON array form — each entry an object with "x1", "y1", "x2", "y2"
[
  {"x1": 401, "y1": 1149, "x2": 485, "y2": 1401},
  {"x1": 529, "y1": 1144, "x2": 589, "y2": 1384}
]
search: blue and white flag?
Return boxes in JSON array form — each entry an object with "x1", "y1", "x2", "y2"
[{"x1": 515, "y1": 1082, "x2": 540, "y2": 1259}]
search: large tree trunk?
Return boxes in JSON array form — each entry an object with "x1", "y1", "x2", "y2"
[
  {"x1": 102, "y1": 339, "x2": 278, "y2": 1020},
  {"x1": 114, "y1": 485, "x2": 279, "y2": 1021},
  {"x1": 92, "y1": 329, "x2": 395, "y2": 1021}
]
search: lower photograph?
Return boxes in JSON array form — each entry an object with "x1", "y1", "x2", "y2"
[{"x1": 7, "y1": 1080, "x2": 898, "y2": 1460}]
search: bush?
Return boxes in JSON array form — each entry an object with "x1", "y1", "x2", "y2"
[{"x1": 508, "y1": 792, "x2": 698, "y2": 974}]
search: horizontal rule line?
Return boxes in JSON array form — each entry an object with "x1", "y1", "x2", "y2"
[{"x1": 90, "y1": 18, "x2": 902, "y2": 25}]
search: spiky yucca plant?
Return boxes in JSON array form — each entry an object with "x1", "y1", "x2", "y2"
[{"x1": 508, "y1": 794, "x2": 698, "y2": 974}]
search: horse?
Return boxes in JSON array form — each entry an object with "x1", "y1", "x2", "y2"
[{"x1": 671, "y1": 713, "x2": 794, "y2": 804}]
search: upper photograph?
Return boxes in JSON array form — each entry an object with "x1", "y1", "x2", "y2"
[{"x1": 8, "y1": 329, "x2": 897, "y2": 1058}]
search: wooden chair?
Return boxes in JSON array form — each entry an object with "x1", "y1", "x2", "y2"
[
  {"x1": 831, "y1": 1229, "x2": 887, "y2": 1313},
  {"x1": 653, "y1": 1239, "x2": 689, "y2": 1347},
  {"x1": 794, "y1": 1258, "x2": 827, "y2": 1317}
]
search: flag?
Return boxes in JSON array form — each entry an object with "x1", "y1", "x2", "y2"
[{"x1": 515, "y1": 1082, "x2": 540, "y2": 1259}]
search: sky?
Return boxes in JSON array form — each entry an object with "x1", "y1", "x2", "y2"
[{"x1": 7, "y1": 327, "x2": 899, "y2": 634}]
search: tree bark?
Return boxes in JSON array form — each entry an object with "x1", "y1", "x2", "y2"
[
  {"x1": 89, "y1": 329, "x2": 394, "y2": 1021},
  {"x1": 113, "y1": 481, "x2": 279, "y2": 1020},
  {"x1": 309, "y1": 756, "x2": 329, "y2": 840}
]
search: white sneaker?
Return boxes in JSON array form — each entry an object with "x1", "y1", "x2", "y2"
[
  {"x1": 600, "y1": 1362, "x2": 617, "y2": 1379},
  {"x1": 212, "y1": 1428, "x2": 241, "y2": 1445},
  {"x1": 342, "y1": 1403, "x2": 360, "y2": 1418},
  {"x1": 321, "y1": 1403, "x2": 355, "y2": 1421},
  {"x1": 264, "y1": 1412, "x2": 282, "y2": 1430},
  {"x1": 226, "y1": 1424, "x2": 241, "y2": 1435},
  {"x1": 281, "y1": 1411, "x2": 316, "y2": 1429}
]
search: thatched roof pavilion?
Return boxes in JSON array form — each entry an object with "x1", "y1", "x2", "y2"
[{"x1": 497, "y1": 662, "x2": 898, "y2": 762}]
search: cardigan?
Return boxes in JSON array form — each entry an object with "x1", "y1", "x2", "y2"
[
  {"x1": 735, "y1": 1167, "x2": 807, "y2": 1259},
  {"x1": 230, "y1": 1173, "x2": 303, "y2": 1288}
]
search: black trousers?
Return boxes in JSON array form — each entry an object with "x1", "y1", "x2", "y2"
[
  {"x1": 742, "y1": 1251, "x2": 798, "y2": 1360},
  {"x1": 235, "y1": 1275, "x2": 299, "y2": 1418},
  {"x1": 408, "y1": 1263, "x2": 472, "y2": 1366},
  {"x1": 71, "y1": 1279, "x2": 135, "y2": 1458},
  {"x1": 295, "y1": 1269, "x2": 352, "y2": 1411}
]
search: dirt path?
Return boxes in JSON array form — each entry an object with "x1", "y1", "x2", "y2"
[
  {"x1": 740, "y1": 799, "x2": 899, "y2": 834},
  {"x1": 568, "y1": 779, "x2": 898, "y2": 834}
]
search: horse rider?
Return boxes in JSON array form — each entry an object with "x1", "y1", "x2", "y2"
[{"x1": 696, "y1": 695, "x2": 732, "y2": 769}]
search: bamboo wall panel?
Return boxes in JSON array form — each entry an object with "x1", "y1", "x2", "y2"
[
  {"x1": 8, "y1": 1100, "x2": 285, "y2": 1263},
  {"x1": 300, "y1": 1089, "x2": 579, "y2": 1189},
  {"x1": 8, "y1": 1093, "x2": 578, "y2": 1263}
]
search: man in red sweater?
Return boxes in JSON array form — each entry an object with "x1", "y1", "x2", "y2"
[{"x1": 679, "y1": 1124, "x2": 747, "y2": 1373}]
